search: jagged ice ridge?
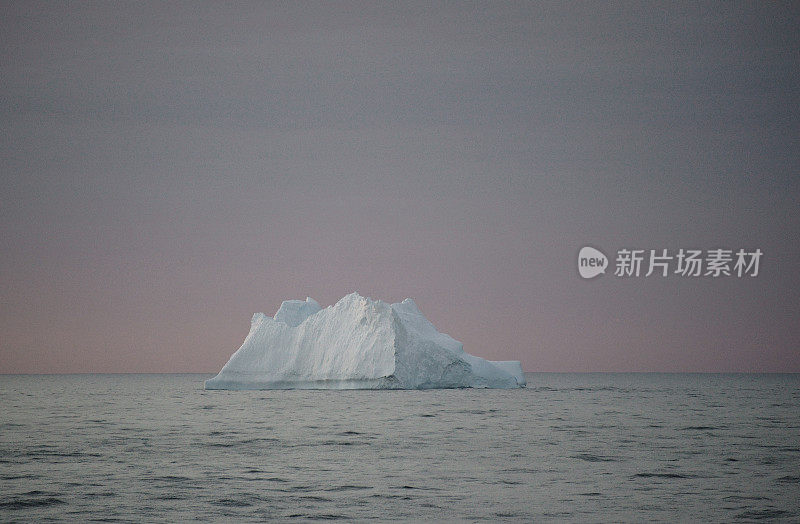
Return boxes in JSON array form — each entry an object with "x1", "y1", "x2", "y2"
[{"x1": 205, "y1": 293, "x2": 525, "y2": 390}]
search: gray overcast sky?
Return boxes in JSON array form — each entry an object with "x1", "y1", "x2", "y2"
[{"x1": 1, "y1": 1, "x2": 798, "y2": 373}]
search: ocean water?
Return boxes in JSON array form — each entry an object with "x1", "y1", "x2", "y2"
[{"x1": 1, "y1": 373, "x2": 798, "y2": 522}]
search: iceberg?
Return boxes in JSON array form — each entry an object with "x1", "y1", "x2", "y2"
[{"x1": 205, "y1": 293, "x2": 525, "y2": 390}]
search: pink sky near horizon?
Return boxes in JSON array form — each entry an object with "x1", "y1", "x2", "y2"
[{"x1": 1, "y1": 3, "x2": 798, "y2": 374}]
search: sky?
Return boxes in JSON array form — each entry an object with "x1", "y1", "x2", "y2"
[{"x1": 1, "y1": 1, "x2": 798, "y2": 373}]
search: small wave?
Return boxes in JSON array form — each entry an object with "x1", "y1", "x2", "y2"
[
  {"x1": 496, "y1": 479, "x2": 522, "y2": 485},
  {"x1": 678, "y1": 426, "x2": 718, "y2": 431},
  {"x1": 236, "y1": 437, "x2": 279, "y2": 445},
  {"x1": 211, "y1": 498, "x2": 252, "y2": 507},
  {"x1": 28, "y1": 449, "x2": 103, "y2": 459},
  {"x1": 775, "y1": 475, "x2": 800, "y2": 484},
  {"x1": 397, "y1": 485, "x2": 442, "y2": 491},
  {"x1": 285, "y1": 484, "x2": 315, "y2": 493},
  {"x1": 501, "y1": 467, "x2": 539, "y2": 474},
  {"x1": 202, "y1": 441, "x2": 236, "y2": 448},
  {"x1": 290, "y1": 440, "x2": 367, "y2": 448},
  {"x1": 0, "y1": 496, "x2": 66, "y2": 510},
  {"x1": 286, "y1": 514, "x2": 349, "y2": 520},
  {"x1": 295, "y1": 495, "x2": 333, "y2": 502},
  {"x1": 323, "y1": 485, "x2": 371, "y2": 492},
  {"x1": 319, "y1": 440, "x2": 366, "y2": 446},
  {"x1": 266, "y1": 487, "x2": 307, "y2": 494},
  {"x1": 633, "y1": 472, "x2": 690, "y2": 479},
  {"x1": 152, "y1": 475, "x2": 192, "y2": 483},
  {"x1": 262, "y1": 477, "x2": 288, "y2": 483},
  {"x1": 86, "y1": 491, "x2": 115, "y2": 498},
  {"x1": 565, "y1": 386, "x2": 635, "y2": 393},
  {"x1": 735, "y1": 508, "x2": 789, "y2": 520},
  {"x1": 153, "y1": 493, "x2": 187, "y2": 500},
  {"x1": 1, "y1": 474, "x2": 30, "y2": 480},
  {"x1": 457, "y1": 408, "x2": 499, "y2": 415},
  {"x1": 573, "y1": 453, "x2": 617, "y2": 463},
  {"x1": 723, "y1": 495, "x2": 772, "y2": 502},
  {"x1": 367, "y1": 493, "x2": 410, "y2": 500}
]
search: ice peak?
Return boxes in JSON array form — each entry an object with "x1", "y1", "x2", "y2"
[
  {"x1": 251, "y1": 312, "x2": 267, "y2": 326},
  {"x1": 337, "y1": 291, "x2": 372, "y2": 305},
  {"x1": 274, "y1": 297, "x2": 322, "y2": 327},
  {"x1": 206, "y1": 292, "x2": 525, "y2": 390}
]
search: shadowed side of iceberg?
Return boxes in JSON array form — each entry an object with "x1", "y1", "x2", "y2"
[{"x1": 489, "y1": 361, "x2": 526, "y2": 387}]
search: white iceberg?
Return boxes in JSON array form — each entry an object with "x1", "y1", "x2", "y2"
[{"x1": 205, "y1": 293, "x2": 525, "y2": 390}]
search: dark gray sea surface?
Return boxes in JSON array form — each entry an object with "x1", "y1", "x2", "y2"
[{"x1": 1, "y1": 373, "x2": 798, "y2": 522}]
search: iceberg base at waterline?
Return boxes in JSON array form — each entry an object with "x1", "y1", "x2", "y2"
[{"x1": 205, "y1": 293, "x2": 525, "y2": 390}]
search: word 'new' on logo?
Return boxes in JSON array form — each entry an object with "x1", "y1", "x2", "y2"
[{"x1": 578, "y1": 246, "x2": 608, "y2": 279}]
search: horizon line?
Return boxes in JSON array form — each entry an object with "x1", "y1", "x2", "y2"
[{"x1": 2, "y1": 371, "x2": 799, "y2": 376}]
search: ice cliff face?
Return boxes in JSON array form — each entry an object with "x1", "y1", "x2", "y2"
[{"x1": 204, "y1": 293, "x2": 525, "y2": 390}]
